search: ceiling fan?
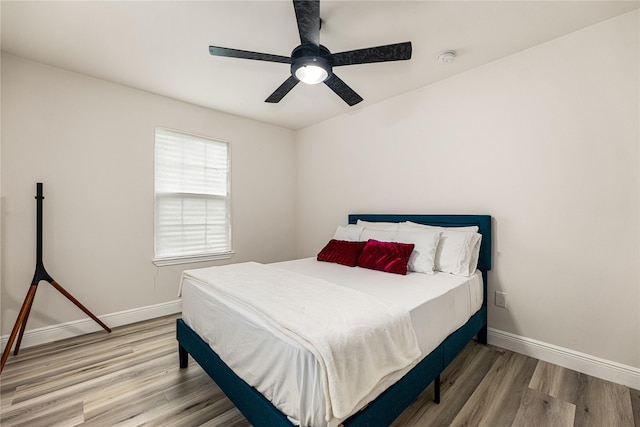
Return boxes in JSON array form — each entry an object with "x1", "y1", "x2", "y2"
[{"x1": 208, "y1": 0, "x2": 412, "y2": 106}]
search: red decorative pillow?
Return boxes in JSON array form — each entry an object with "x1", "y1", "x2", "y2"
[
  {"x1": 317, "y1": 239, "x2": 367, "y2": 267},
  {"x1": 358, "y1": 239, "x2": 415, "y2": 275}
]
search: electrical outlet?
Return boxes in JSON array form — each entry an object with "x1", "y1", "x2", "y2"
[{"x1": 495, "y1": 291, "x2": 507, "y2": 308}]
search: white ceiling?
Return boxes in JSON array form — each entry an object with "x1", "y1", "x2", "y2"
[{"x1": 2, "y1": 1, "x2": 638, "y2": 130}]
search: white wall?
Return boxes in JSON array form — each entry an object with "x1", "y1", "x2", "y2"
[
  {"x1": 295, "y1": 11, "x2": 639, "y2": 369},
  {"x1": 1, "y1": 54, "x2": 296, "y2": 334}
]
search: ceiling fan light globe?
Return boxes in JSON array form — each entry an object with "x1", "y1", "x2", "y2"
[{"x1": 295, "y1": 64, "x2": 328, "y2": 85}]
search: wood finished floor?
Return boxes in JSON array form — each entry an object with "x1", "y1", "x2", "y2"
[{"x1": 1, "y1": 314, "x2": 638, "y2": 427}]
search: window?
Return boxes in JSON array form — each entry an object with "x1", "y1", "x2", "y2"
[{"x1": 154, "y1": 128, "x2": 232, "y2": 266}]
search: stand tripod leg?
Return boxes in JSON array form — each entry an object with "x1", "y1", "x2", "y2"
[
  {"x1": 14, "y1": 286, "x2": 37, "y2": 356},
  {"x1": 49, "y1": 280, "x2": 111, "y2": 333},
  {"x1": 1, "y1": 285, "x2": 38, "y2": 373}
]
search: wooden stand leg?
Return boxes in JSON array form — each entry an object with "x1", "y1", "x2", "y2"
[
  {"x1": 1, "y1": 285, "x2": 38, "y2": 373},
  {"x1": 49, "y1": 280, "x2": 111, "y2": 333},
  {"x1": 1, "y1": 280, "x2": 111, "y2": 374},
  {"x1": 13, "y1": 287, "x2": 37, "y2": 356}
]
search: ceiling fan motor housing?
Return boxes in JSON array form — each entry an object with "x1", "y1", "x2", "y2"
[{"x1": 291, "y1": 44, "x2": 333, "y2": 84}]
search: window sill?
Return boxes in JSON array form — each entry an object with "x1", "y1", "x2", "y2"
[{"x1": 153, "y1": 251, "x2": 234, "y2": 267}]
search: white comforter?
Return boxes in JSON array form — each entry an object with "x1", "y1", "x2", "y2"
[{"x1": 180, "y1": 262, "x2": 421, "y2": 421}]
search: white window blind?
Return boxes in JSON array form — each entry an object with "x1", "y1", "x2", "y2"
[{"x1": 154, "y1": 128, "x2": 231, "y2": 265}]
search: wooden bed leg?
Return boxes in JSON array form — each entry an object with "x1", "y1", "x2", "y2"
[
  {"x1": 434, "y1": 375, "x2": 441, "y2": 404},
  {"x1": 477, "y1": 325, "x2": 488, "y2": 345},
  {"x1": 179, "y1": 344, "x2": 188, "y2": 368}
]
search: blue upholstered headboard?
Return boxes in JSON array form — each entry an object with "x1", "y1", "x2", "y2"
[{"x1": 348, "y1": 214, "x2": 492, "y2": 272}]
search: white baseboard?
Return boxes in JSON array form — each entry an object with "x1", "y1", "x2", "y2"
[
  {"x1": 488, "y1": 327, "x2": 640, "y2": 390},
  {"x1": 1, "y1": 299, "x2": 182, "y2": 351}
]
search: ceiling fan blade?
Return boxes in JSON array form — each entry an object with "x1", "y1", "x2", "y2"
[
  {"x1": 293, "y1": 0, "x2": 320, "y2": 48},
  {"x1": 209, "y1": 46, "x2": 291, "y2": 64},
  {"x1": 330, "y1": 42, "x2": 412, "y2": 67},
  {"x1": 324, "y1": 74, "x2": 363, "y2": 106},
  {"x1": 265, "y1": 76, "x2": 300, "y2": 103}
]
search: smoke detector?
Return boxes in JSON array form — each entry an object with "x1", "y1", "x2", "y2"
[{"x1": 436, "y1": 50, "x2": 456, "y2": 64}]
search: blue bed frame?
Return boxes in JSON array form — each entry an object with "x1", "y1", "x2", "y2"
[{"x1": 177, "y1": 214, "x2": 492, "y2": 426}]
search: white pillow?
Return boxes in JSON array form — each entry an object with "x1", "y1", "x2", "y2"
[
  {"x1": 395, "y1": 228, "x2": 441, "y2": 274},
  {"x1": 361, "y1": 228, "x2": 397, "y2": 242},
  {"x1": 466, "y1": 237, "x2": 482, "y2": 276},
  {"x1": 356, "y1": 220, "x2": 400, "y2": 231},
  {"x1": 403, "y1": 221, "x2": 479, "y2": 233},
  {"x1": 333, "y1": 225, "x2": 364, "y2": 242},
  {"x1": 433, "y1": 230, "x2": 482, "y2": 276}
]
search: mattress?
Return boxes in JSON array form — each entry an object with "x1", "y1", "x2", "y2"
[{"x1": 181, "y1": 257, "x2": 483, "y2": 427}]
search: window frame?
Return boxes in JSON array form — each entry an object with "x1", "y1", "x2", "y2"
[{"x1": 153, "y1": 127, "x2": 233, "y2": 267}]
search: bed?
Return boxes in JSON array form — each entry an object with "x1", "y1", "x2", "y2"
[{"x1": 176, "y1": 214, "x2": 492, "y2": 426}]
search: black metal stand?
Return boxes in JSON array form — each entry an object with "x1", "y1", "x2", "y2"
[{"x1": 1, "y1": 183, "x2": 111, "y2": 373}]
